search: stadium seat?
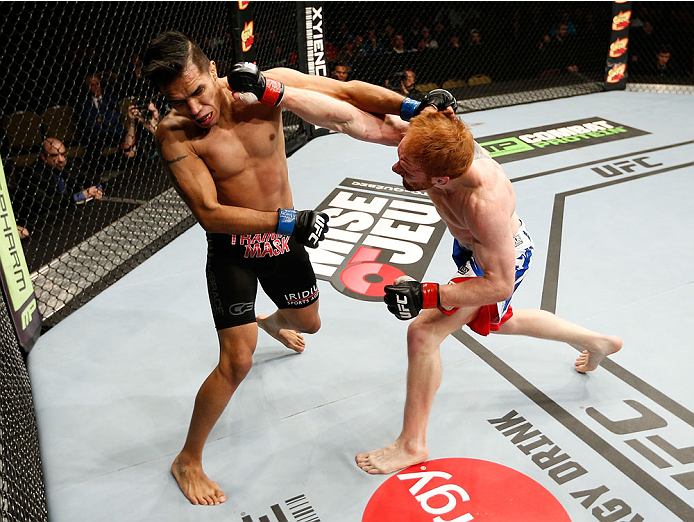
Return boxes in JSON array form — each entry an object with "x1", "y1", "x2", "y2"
[
  {"x1": 468, "y1": 74, "x2": 492, "y2": 86},
  {"x1": 443, "y1": 79, "x2": 468, "y2": 89},
  {"x1": 2, "y1": 110, "x2": 42, "y2": 167},
  {"x1": 415, "y1": 82, "x2": 440, "y2": 93}
]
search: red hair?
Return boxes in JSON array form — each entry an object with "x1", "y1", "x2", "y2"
[{"x1": 404, "y1": 113, "x2": 474, "y2": 179}]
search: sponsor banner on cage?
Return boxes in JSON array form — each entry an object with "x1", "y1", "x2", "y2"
[
  {"x1": 231, "y1": 1, "x2": 256, "y2": 62},
  {"x1": 0, "y1": 159, "x2": 41, "y2": 352},
  {"x1": 477, "y1": 117, "x2": 648, "y2": 163},
  {"x1": 604, "y1": 1, "x2": 632, "y2": 90},
  {"x1": 308, "y1": 178, "x2": 447, "y2": 302},
  {"x1": 298, "y1": 2, "x2": 327, "y2": 77}
]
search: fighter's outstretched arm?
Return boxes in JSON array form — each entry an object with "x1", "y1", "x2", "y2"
[
  {"x1": 225, "y1": 64, "x2": 451, "y2": 145},
  {"x1": 279, "y1": 85, "x2": 408, "y2": 146},
  {"x1": 264, "y1": 67, "x2": 405, "y2": 116}
]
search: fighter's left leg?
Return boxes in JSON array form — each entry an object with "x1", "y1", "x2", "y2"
[
  {"x1": 494, "y1": 309, "x2": 623, "y2": 372},
  {"x1": 257, "y1": 301, "x2": 321, "y2": 353},
  {"x1": 256, "y1": 238, "x2": 320, "y2": 352}
]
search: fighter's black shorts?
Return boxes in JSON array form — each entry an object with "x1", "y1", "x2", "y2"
[{"x1": 205, "y1": 232, "x2": 319, "y2": 330}]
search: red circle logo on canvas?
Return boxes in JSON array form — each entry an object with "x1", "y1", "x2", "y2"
[{"x1": 362, "y1": 458, "x2": 570, "y2": 522}]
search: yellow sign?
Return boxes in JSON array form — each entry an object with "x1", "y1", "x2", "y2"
[{"x1": 0, "y1": 159, "x2": 34, "y2": 312}]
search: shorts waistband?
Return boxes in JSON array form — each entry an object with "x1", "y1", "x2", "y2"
[
  {"x1": 513, "y1": 219, "x2": 533, "y2": 250},
  {"x1": 207, "y1": 232, "x2": 285, "y2": 246}
]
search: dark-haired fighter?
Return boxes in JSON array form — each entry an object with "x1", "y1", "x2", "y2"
[{"x1": 142, "y1": 31, "x2": 417, "y2": 505}]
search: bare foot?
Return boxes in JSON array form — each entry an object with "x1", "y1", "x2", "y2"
[
  {"x1": 356, "y1": 440, "x2": 428, "y2": 475},
  {"x1": 575, "y1": 335, "x2": 623, "y2": 373},
  {"x1": 257, "y1": 314, "x2": 305, "y2": 353},
  {"x1": 171, "y1": 454, "x2": 226, "y2": 506}
]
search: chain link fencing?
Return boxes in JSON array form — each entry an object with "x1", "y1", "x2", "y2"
[
  {"x1": 319, "y1": 1, "x2": 693, "y2": 110},
  {"x1": 0, "y1": 297, "x2": 47, "y2": 522},
  {"x1": 625, "y1": 1, "x2": 694, "y2": 94}
]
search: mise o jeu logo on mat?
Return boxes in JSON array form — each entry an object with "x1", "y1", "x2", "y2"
[
  {"x1": 363, "y1": 458, "x2": 570, "y2": 522},
  {"x1": 308, "y1": 178, "x2": 447, "y2": 301},
  {"x1": 478, "y1": 117, "x2": 649, "y2": 164}
]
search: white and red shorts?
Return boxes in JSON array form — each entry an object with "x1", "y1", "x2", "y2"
[{"x1": 440, "y1": 221, "x2": 534, "y2": 335}]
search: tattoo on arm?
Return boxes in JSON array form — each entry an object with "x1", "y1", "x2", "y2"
[{"x1": 155, "y1": 137, "x2": 188, "y2": 192}]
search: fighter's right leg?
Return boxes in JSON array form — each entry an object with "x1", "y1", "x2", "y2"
[
  {"x1": 356, "y1": 305, "x2": 478, "y2": 475},
  {"x1": 172, "y1": 323, "x2": 258, "y2": 505}
]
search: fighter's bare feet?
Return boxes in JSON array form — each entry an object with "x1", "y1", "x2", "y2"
[
  {"x1": 575, "y1": 335, "x2": 623, "y2": 373},
  {"x1": 356, "y1": 440, "x2": 428, "y2": 475},
  {"x1": 171, "y1": 454, "x2": 226, "y2": 506},
  {"x1": 257, "y1": 315, "x2": 305, "y2": 353}
]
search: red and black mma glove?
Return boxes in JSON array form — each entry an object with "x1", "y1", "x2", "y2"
[
  {"x1": 383, "y1": 276, "x2": 440, "y2": 320},
  {"x1": 400, "y1": 88, "x2": 458, "y2": 121},
  {"x1": 277, "y1": 209, "x2": 329, "y2": 249},
  {"x1": 229, "y1": 62, "x2": 284, "y2": 106}
]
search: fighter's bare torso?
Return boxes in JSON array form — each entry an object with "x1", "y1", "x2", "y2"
[
  {"x1": 426, "y1": 144, "x2": 520, "y2": 248},
  {"x1": 158, "y1": 82, "x2": 292, "y2": 212}
]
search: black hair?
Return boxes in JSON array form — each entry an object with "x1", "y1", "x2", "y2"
[{"x1": 142, "y1": 31, "x2": 210, "y2": 87}]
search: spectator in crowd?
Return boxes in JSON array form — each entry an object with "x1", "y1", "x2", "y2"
[
  {"x1": 325, "y1": 40, "x2": 339, "y2": 63},
  {"x1": 630, "y1": 20, "x2": 658, "y2": 72},
  {"x1": 540, "y1": 22, "x2": 579, "y2": 75},
  {"x1": 465, "y1": 28, "x2": 491, "y2": 79},
  {"x1": 435, "y1": 5, "x2": 464, "y2": 32},
  {"x1": 11, "y1": 138, "x2": 104, "y2": 237},
  {"x1": 80, "y1": 73, "x2": 129, "y2": 166},
  {"x1": 382, "y1": 24, "x2": 396, "y2": 47},
  {"x1": 390, "y1": 34, "x2": 408, "y2": 54},
  {"x1": 407, "y1": 17, "x2": 424, "y2": 49},
  {"x1": 469, "y1": 28, "x2": 483, "y2": 47},
  {"x1": 550, "y1": 11, "x2": 577, "y2": 37},
  {"x1": 353, "y1": 34, "x2": 367, "y2": 57},
  {"x1": 386, "y1": 69, "x2": 419, "y2": 98},
  {"x1": 334, "y1": 22, "x2": 354, "y2": 48},
  {"x1": 331, "y1": 63, "x2": 352, "y2": 82},
  {"x1": 363, "y1": 29, "x2": 385, "y2": 56},
  {"x1": 336, "y1": 40, "x2": 358, "y2": 67},
  {"x1": 123, "y1": 99, "x2": 162, "y2": 159},
  {"x1": 432, "y1": 22, "x2": 448, "y2": 46},
  {"x1": 639, "y1": 45, "x2": 683, "y2": 79},
  {"x1": 417, "y1": 26, "x2": 439, "y2": 50}
]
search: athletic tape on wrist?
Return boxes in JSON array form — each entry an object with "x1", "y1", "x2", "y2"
[
  {"x1": 400, "y1": 98, "x2": 420, "y2": 121},
  {"x1": 421, "y1": 282, "x2": 440, "y2": 309},
  {"x1": 261, "y1": 79, "x2": 284, "y2": 106},
  {"x1": 277, "y1": 208, "x2": 296, "y2": 236}
]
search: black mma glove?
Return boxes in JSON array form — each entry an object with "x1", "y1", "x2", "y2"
[
  {"x1": 277, "y1": 209, "x2": 329, "y2": 249},
  {"x1": 383, "y1": 276, "x2": 440, "y2": 320},
  {"x1": 400, "y1": 88, "x2": 458, "y2": 121},
  {"x1": 229, "y1": 62, "x2": 284, "y2": 106}
]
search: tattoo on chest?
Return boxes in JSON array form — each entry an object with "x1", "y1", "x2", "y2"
[{"x1": 156, "y1": 137, "x2": 188, "y2": 192}]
